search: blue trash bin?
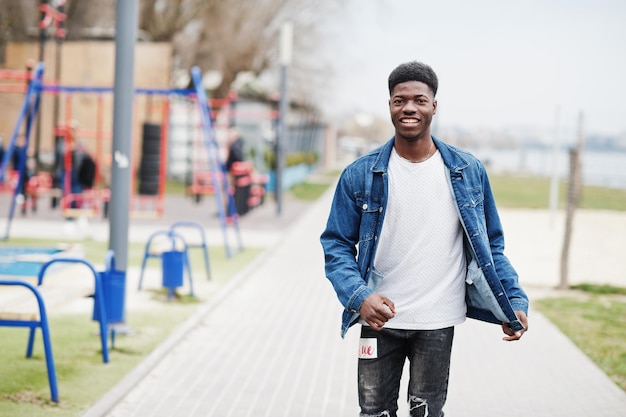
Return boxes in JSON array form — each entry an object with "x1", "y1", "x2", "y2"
[
  {"x1": 93, "y1": 251, "x2": 126, "y2": 324},
  {"x1": 162, "y1": 250, "x2": 184, "y2": 298}
]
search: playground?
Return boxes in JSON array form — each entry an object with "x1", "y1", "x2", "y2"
[{"x1": 0, "y1": 2, "x2": 330, "y2": 408}]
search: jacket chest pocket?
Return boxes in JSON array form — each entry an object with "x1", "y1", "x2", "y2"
[{"x1": 356, "y1": 196, "x2": 382, "y2": 242}]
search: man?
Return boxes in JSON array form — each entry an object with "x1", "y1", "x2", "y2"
[{"x1": 320, "y1": 61, "x2": 529, "y2": 417}]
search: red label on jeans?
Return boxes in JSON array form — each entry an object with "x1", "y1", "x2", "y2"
[{"x1": 358, "y1": 338, "x2": 378, "y2": 359}]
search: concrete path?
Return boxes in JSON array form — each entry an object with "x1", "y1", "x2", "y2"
[
  {"x1": 73, "y1": 188, "x2": 626, "y2": 417},
  {"x1": 3, "y1": 186, "x2": 626, "y2": 416}
]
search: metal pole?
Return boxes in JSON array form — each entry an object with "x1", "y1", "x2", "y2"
[
  {"x1": 53, "y1": 1, "x2": 66, "y2": 139},
  {"x1": 109, "y1": 0, "x2": 138, "y2": 270},
  {"x1": 548, "y1": 105, "x2": 561, "y2": 225},
  {"x1": 34, "y1": 0, "x2": 49, "y2": 171},
  {"x1": 276, "y1": 66, "x2": 286, "y2": 216},
  {"x1": 276, "y1": 22, "x2": 293, "y2": 216}
]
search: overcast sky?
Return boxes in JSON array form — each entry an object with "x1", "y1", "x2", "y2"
[{"x1": 319, "y1": 0, "x2": 626, "y2": 137}]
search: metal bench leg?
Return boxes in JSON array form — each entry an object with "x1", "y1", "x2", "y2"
[
  {"x1": 202, "y1": 243, "x2": 211, "y2": 280},
  {"x1": 137, "y1": 254, "x2": 150, "y2": 291},
  {"x1": 39, "y1": 309, "x2": 59, "y2": 402},
  {"x1": 26, "y1": 326, "x2": 36, "y2": 358},
  {"x1": 184, "y1": 250, "x2": 194, "y2": 297}
]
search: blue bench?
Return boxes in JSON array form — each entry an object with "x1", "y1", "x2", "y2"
[
  {"x1": 0, "y1": 279, "x2": 59, "y2": 403},
  {"x1": 0, "y1": 255, "x2": 114, "y2": 403}
]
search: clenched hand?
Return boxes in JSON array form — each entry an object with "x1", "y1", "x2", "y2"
[{"x1": 359, "y1": 293, "x2": 396, "y2": 330}]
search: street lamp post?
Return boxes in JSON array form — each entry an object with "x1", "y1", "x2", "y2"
[
  {"x1": 276, "y1": 22, "x2": 293, "y2": 216},
  {"x1": 109, "y1": 1, "x2": 137, "y2": 271}
]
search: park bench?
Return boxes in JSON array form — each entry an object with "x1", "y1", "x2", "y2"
[{"x1": 0, "y1": 254, "x2": 119, "y2": 403}]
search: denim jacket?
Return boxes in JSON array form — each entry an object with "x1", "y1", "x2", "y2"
[{"x1": 320, "y1": 136, "x2": 528, "y2": 338}]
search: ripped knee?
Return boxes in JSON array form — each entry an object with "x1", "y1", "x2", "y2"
[
  {"x1": 408, "y1": 396, "x2": 429, "y2": 417},
  {"x1": 360, "y1": 411, "x2": 392, "y2": 417}
]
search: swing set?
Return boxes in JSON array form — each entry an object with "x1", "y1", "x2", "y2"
[{"x1": 0, "y1": 62, "x2": 243, "y2": 257}]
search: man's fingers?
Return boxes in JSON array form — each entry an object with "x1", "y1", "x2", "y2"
[
  {"x1": 502, "y1": 331, "x2": 522, "y2": 341},
  {"x1": 382, "y1": 299, "x2": 396, "y2": 316}
]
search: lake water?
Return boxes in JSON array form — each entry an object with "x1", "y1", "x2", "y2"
[{"x1": 466, "y1": 147, "x2": 626, "y2": 190}]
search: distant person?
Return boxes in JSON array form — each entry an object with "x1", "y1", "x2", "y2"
[
  {"x1": 225, "y1": 127, "x2": 244, "y2": 174},
  {"x1": 320, "y1": 61, "x2": 529, "y2": 417},
  {"x1": 52, "y1": 123, "x2": 94, "y2": 209},
  {"x1": 223, "y1": 128, "x2": 245, "y2": 216}
]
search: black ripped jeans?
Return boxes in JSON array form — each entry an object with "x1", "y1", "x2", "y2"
[{"x1": 358, "y1": 326, "x2": 454, "y2": 417}]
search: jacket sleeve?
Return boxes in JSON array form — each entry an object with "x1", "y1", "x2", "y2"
[
  {"x1": 320, "y1": 168, "x2": 373, "y2": 313},
  {"x1": 481, "y1": 169, "x2": 529, "y2": 314}
]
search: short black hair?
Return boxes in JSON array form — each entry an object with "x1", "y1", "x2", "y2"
[{"x1": 388, "y1": 61, "x2": 438, "y2": 96}]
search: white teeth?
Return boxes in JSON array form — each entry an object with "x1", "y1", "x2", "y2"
[{"x1": 401, "y1": 118, "x2": 419, "y2": 124}]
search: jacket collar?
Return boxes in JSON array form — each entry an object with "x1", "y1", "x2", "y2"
[
  {"x1": 432, "y1": 136, "x2": 471, "y2": 172},
  {"x1": 371, "y1": 136, "x2": 471, "y2": 173}
]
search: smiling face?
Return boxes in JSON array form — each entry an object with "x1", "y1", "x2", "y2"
[{"x1": 389, "y1": 80, "x2": 437, "y2": 143}]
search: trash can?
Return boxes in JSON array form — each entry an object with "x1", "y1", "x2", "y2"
[
  {"x1": 162, "y1": 250, "x2": 184, "y2": 297},
  {"x1": 92, "y1": 253, "x2": 126, "y2": 324}
]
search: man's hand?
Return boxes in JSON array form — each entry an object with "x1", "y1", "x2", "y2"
[
  {"x1": 359, "y1": 293, "x2": 395, "y2": 331},
  {"x1": 502, "y1": 310, "x2": 529, "y2": 341}
]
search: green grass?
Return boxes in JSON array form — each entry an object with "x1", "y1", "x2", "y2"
[
  {"x1": 0, "y1": 309, "x2": 193, "y2": 416},
  {"x1": 534, "y1": 294, "x2": 626, "y2": 391},
  {"x1": 0, "y1": 240, "x2": 262, "y2": 416},
  {"x1": 489, "y1": 173, "x2": 626, "y2": 211}
]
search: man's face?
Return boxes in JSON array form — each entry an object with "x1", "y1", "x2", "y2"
[{"x1": 389, "y1": 81, "x2": 437, "y2": 142}]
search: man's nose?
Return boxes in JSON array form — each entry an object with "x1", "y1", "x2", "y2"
[{"x1": 402, "y1": 100, "x2": 417, "y2": 112}]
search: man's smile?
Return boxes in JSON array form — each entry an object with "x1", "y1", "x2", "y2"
[{"x1": 399, "y1": 117, "x2": 420, "y2": 125}]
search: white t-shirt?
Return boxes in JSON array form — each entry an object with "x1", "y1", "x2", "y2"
[{"x1": 372, "y1": 147, "x2": 467, "y2": 330}]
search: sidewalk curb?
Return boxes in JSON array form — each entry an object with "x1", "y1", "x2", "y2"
[{"x1": 81, "y1": 233, "x2": 286, "y2": 417}]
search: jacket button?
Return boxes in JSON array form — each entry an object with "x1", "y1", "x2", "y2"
[{"x1": 362, "y1": 204, "x2": 368, "y2": 210}]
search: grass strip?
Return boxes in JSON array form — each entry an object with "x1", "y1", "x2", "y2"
[{"x1": 534, "y1": 294, "x2": 626, "y2": 391}]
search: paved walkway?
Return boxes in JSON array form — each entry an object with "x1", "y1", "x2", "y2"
[
  {"x1": 3, "y1": 187, "x2": 626, "y2": 416},
  {"x1": 75, "y1": 188, "x2": 626, "y2": 417}
]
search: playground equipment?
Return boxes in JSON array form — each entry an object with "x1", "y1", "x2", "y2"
[
  {"x1": 0, "y1": 63, "x2": 244, "y2": 257},
  {"x1": 0, "y1": 63, "x2": 45, "y2": 239}
]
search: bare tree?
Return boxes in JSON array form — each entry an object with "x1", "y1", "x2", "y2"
[
  {"x1": 0, "y1": 0, "x2": 34, "y2": 64},
  {"x1": 139, "y1": 0, "x2": 205, "y2": 42},
  {"x1": 64, "y1": 0, "x2": 116, "y2": 40},
  {"x1": 1, "y1": 0, "x2": 345, "y2": 107},
  {"x1": 183, "y1": 0, "x2": 345, "y2": 103}
]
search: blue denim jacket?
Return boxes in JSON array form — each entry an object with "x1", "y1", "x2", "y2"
[{"x1": 320, "y1": 136, "x2": 528, "y2": 338}]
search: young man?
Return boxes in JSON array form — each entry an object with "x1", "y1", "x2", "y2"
[{"x1": 320, "y1": 61, "x2": 529, "y2": 417}]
